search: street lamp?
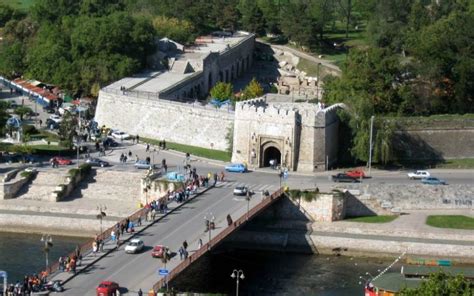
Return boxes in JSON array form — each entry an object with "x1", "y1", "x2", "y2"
[
  {"x1": 96, "y1": 205, "x2": 107, "y2": 234},
  {"x1": 316, "y1": 62, "x2": 322, "y2": 102},
  {"x1": 368, "y1": 115, "x2": 375, "y2": 176},
  {"x1": 40, "y1": 234, "x2": 53, "y2": 274},
  {"x1": 230, "y1": 269, "x2": 245, "y2": 296},
  {"x1": 204, "y1": 212, "x2": 215, "y2": 248}
]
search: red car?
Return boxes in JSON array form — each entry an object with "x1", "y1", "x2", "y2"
[
  {"x1": 50, "y1": 156, "x2": 72, "y2": 165},
  {"x1": 345, "y1": 169, "x2": 366, "y2": 179},
  {"x1": 151, "y1": 245, "x2": 165, "y2": 258},
  {"x1": 96, "y1": 281, "x2": 119, "y2": 296}
]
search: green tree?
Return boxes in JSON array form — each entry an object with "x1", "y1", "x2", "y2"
[
  {"x1": 14, "y1": 106, "x2": 32, "y2": 121},
  {"x1": 399, "y1": 272, "x2": 472, "y2": 296},
  {"x1": 280, "y1": 1, "x2": 319, "y2": 48},
  {"x1": 241, "y1": 78, "x2": 264, "y2": 100},
  {"x1": 58, "y1": 112, "x2": 77, "y2": 149},
  {"x1": 0, "y1": 41, "x2": 25, "y2": 78},
  {"x1": 238, "y1": 0, "x2": 265, "y2": 35},
  {"x1": 210, "y1": 0, "x2": 240, "y2": 31},
  {"x1": 210, "y1": 82, "x2": 233, "y2": 101},
  {"x1": 152, "y1": 16, "x2": 196, "y2": 45}
]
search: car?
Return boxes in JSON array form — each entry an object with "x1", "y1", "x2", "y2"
[
  {"x1": 124, "y1": 239, "x2": 144, "y2": 254},
  {"x1": 1, "y1": 153, "x2": 22, "y2": 163},
  {"x1": 151, "y1": 245, "x2": 166, "y2": 258},
  {"x1": 422, "y1": 177, "x2": 447, "y2": 185},
  {"x1": 345, "y1": 169, "x2": 366, "y2": 179},
  {"x1": 46, "y1": 119, "x2": 60, "y2": 130},
  {"x1": 407, "y1": 170, "x2": 430, "y2": 180},
  {"x1": 96, "y1": 281, "x2": 119, "y2": 296},
  {"x1": 50, "y1": 156, "x2": 72, "y2": 165},
  {"x1": 233, "y1": 186, "x2": 249, "y2": 196},
  {"x1": 49, "y1": 114, "x2": 62, "y2": 123},
  {"x1": 85, "y1": 158, "x2": 109, "y2": 167},
  {"x1": 225, "y1": 163, "x2": 247, "y2": 173},
  {"x1": 111, "y1": 130, "x2": 130, "y2": 140},
  {"x1": 134, "y1": 159, "x2": 153, "y2": 169},
  {"x1": 103, "y1": 137, "x2": 119, "y2": 147},
  {"x1": 332, "y1": 173, "x2": 359, "y2": 183}
]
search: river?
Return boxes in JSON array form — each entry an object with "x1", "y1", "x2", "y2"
[
  {"x1": 0, "y1": 232, "x2": 88, "y2": 283},
  {"x1": 0, "y1": 232, "x2": 399, "y2": 295}
]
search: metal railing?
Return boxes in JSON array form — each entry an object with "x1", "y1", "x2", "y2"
[{"x1": 152, "y1": 188, "x2": 284, "y2": 291}]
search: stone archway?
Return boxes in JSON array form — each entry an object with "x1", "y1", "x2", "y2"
[{"x1": 262, "y1": 145, "x2": 281, "y2": 168}]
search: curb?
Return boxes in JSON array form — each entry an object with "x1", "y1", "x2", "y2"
[{"x1": 57, "y1": 185, "x2": 214, "y2": 285}]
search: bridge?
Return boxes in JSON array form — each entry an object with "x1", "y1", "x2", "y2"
[{"x1": 50, "y1": 181, "x2": 284, "y2": 295}]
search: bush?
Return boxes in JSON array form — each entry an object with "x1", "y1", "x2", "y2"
[
  {"x1": 79, "y1": 163, "x2": 92, "y2": 175},
  {"x1": 22, "y1": 125, "x2": 38, "y2": 136},
  {"x1": 20, "y1": 171, "x2": 33, "y2": 178}
]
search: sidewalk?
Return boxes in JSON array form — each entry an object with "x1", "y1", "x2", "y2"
[{"x1": 50, "y1": 184, "x2": 213, "y2": 285}]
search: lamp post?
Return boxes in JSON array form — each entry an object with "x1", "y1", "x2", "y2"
[
  {"x1": 96, "y1": 205, "x2": 107, "y2": 234},
  {"x1": 230, "y1": 269, "x2": 245, "y2": 296},
  {"x1": 316, "y1": 62, "x2": 322, "y2": 102},
  {"x1": 74, "y1": 135, "x2": 81, "y2": 168},
  {"x1": 368, "y1": 115, "x2": 375, "y2": 176},
  {"x1": 204, "y1": 212, "x2": 215, "y2": 247},
  {"x1": 41, "y1": 234, "x2": 53, "y2": 274}
]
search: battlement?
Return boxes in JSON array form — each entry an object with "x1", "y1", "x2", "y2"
[{"x1": 237, "y1": 99, "x2": 299, "y2": 121}]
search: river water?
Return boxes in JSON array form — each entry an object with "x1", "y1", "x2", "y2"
[
  {"x1": 0, "y1": 232, "x2": 398, "y2": 295},
  {"x1": 0, "y1": 232, "x2": 87, "y2": 283}
]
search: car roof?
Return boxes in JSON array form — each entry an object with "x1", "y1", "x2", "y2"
[
  {"x1": 130, "y1": 239, "x2": 142, "y2": 243},
  {"x1": 154, "y1": 245, "x2": 164, "y2": 248}
]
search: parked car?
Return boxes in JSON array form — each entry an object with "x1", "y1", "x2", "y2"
[
  {"x1": 111, "y1": 130, "x2": 130, "y2": 140},
  {"x1": 46, "y1": 118, "x2": 60, "y2": 130},
  {"x1": 125, "y1": 239, "x2": 144, "y2": 254},
  {"x1": 422, "y1": 177, "x2": 447, "y2": 185},
  {"x1": 225, "y1": 163, "x2": 247, "y2": 173},
  {"x1": 49, "y1": 114, "x2": 62, "y2": 123},
  {"x1": 96, "y1": 281, "x2": 119, "y2": 296},
  {"x1": 332, "y1": 173, "x2": 359, "y2": 183},
  {"x1": 407, "y1": 170, "x2": 430, "y2": 179},
  {"x1": 151, "y1": 245, "x2": 166, "y2": 258},
  {"x1": 86, "y1": 158, "x2": 109, "y2": 167},
  {"x1": 345, "y1": 169, "x2": 366, "y2": 179},
  {"x1": 233, "y1": 186, "x2": 249, "y2": 196},
  {"x1": 50, "y1": 157, "x2": 72, "y2": 165},
  {"x1": 103, "y1": 137, "x2": 119, "y2": 147},
  {"x1": 134, "y1": 159, "x2": 154, "y2": 169},
  {"x1": 1, "y1": 153, "x2": 22, "y2": 163}
]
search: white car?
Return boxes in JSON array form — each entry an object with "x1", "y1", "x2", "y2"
[
  {"x1": 49, "y1": 114, "x2": 62, "y2": 123},
  {"x1": 407, "y1": 170, "x2": 430, "y2": 180},
  {"x1": 111, "y1": 130, "x2": 130, "y2": 140},
  {"x1": 125, "y1": 239, "x2": 144, "y2": 254},
  {"x1": 233, "y1": 186, "x2": 249, "y2": 196}
]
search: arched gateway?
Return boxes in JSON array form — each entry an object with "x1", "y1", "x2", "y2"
[{"x1": 261, "y1": 144, "x2": 282, "y2": 168}]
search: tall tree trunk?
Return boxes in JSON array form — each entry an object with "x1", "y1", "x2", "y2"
[{"x1": 345, "y1": 0, "x2": 352, "y2": 38}]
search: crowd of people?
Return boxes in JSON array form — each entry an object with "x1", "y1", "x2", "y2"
[{"x1": 3, "y1": 272, "x2": 50, "y2": 295}]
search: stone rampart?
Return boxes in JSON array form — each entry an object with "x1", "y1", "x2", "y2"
[
  {"x1": 393, "y1": 128, "x2": 474, "y2": 160},
  {"x1": 95, "y1": 91, "x2": 234, "y2": 150}
]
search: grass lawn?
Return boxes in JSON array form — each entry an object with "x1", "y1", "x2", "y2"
[
  {"x1": 345, "y1": 215, "x2": 398, "y2": 223},
  {"x1": 426, "y1": 215, "x2": 474, "y2": 230},
  {"x1": 434, "y1": 159, "x2": 474, "y2": 169},
  {"x1": 0, "y1": 0, "x2": 35, "y2": 10},
  {"x1": 141, "y1": 137, "x2": 231, "y2": 162}
]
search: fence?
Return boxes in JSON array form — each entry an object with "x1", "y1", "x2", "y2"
[{"x1": 152, "y1": 188, "x2": 284, "y2": 292}]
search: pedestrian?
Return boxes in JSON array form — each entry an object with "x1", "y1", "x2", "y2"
[
  {"x1": 39, "y1": 119, "x2": 42, "y2": 127},
  {"x1": 111, "y1": 230, "x2": 116, "y2": 242},
  {"x1": 163, "y1": 163, "x2": 168, "y2": 173},
  {"x1": 146, "y1": 143, "x2": 150, "y2": 152},
  {"x1": 138, "y1": 288, "x2": 143, "y2": 296},
  {"x1": 58, "y1": 257, "x2": 64, "y2": 271},
  {"x1": 183, "y1": 240, "x2": 188, "y2": 250},
  {"x1": 227, "y1": 214, "x2": 233, "y2": 226},
  {"x1": 128, "y1": 150, "x2": 132, "y2": 157},
  {"x1": 137, "y1": 216, "x2": 142, "y2": 226},
  {"x1": 198, "y1": 239, "x2": 203, "y2": 249},
  {"x1": 92, "y1": 240, "x2": 98, "y2": 256},
  {"x1": 136, "y1": 134, "x2": 139, "y2": 144},
  {"x1": 213, "y1": 173, "x2": 218, "y2": 186},
  {"x1": 124, "y1": 155, "x2": 128, "y2": 162},
  {"x1": 136, "y1": 154, "x2": 139, "y2": 162},
  {"x1": 179, "y1": 246, "x2": 184, "y2": 260}
]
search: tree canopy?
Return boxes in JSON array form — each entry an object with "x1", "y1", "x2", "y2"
[{"x1": 399, "y1": 272, "x2": 472, "y2": 296}]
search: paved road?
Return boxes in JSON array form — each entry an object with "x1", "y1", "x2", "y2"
[{"x1": 60, "y1": 184, "x2": 270, "y2": 295}]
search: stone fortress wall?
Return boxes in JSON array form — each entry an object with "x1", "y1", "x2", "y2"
[{"x1": 95, "y1": 91, "x2": 234, "y2": 150}]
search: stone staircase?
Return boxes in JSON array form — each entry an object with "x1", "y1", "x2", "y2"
[
  {"x1": 18, "y1": 170, "x2": 67, "y2": 201},
  {"x1": 69, "y1": 170, "x2": 142, "y2": 201}
]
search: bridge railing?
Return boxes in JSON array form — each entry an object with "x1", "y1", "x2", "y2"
[{"x1": 152, "y1": 188, "x2": 284, "y2": 291}]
